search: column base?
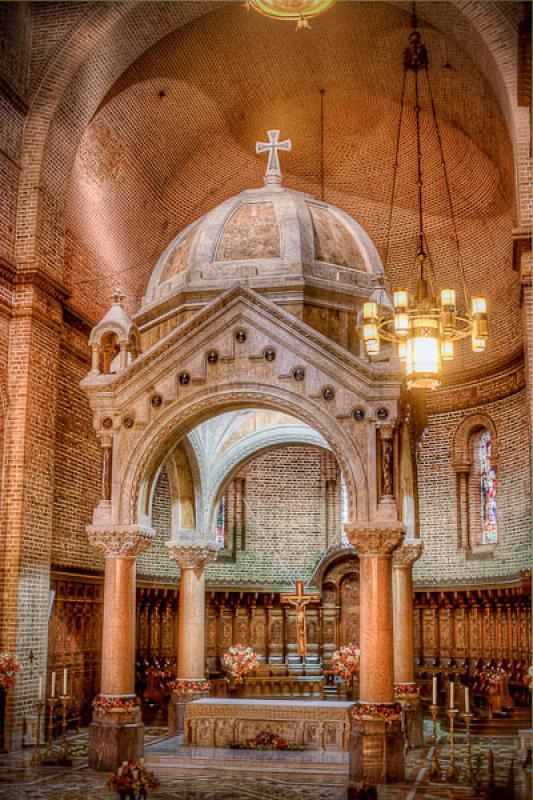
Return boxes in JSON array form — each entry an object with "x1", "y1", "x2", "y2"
[
  {"x1": 348, "y1": 716, "x2": 405, "y2": 784},
  {"x1": 401, "y1": 699, "x2": 424, "y2": 748},
  {"x1": 88, "y1": 709, "x2": 144, "y2": 771},
  {"x1": 168, "y1": 695, "x2": 188, "y2": 735}
]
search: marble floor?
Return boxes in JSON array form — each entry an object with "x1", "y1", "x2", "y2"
[{"x1": 0, "y1": 723, "x2": 530, "y2": 800}]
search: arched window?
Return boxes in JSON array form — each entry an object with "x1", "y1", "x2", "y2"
[
  {"x1": 479, "y1": 430, "x2": 497, "y2": 544},
  {"x1": 453, "y1": 414, "x2": 498, "y2": 555}
]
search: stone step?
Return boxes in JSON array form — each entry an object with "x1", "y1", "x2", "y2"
[{"x1": 145, "y1": 749, "x2": 348, "y2": 778}]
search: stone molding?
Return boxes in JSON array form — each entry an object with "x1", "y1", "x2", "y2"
[
  {"x1": 344, "y1": 522, "x2": 403, "y2": 555},
  {"x1": 167, "y1": 542, "x2": 218, "y2": 570},
  {"x1": 87, "y1": 524, "x2": 155, "y2": 557},
  {"x1": 392, "y1": 541, "x2": 423, "y2": 568}
]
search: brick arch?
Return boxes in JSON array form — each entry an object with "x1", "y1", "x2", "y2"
[
  {"x1": 15, "y1": 1, "x2": 522, "y2": 283},
  {"x1": 119, "y1": 384, "x2": 369, "y2": 531},
  {"x1": 453, "y1": 412, "x2": 498, "y2": 469}
]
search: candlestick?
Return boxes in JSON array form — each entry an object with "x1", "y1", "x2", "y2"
[
  {"x1": 428, "y1": 703, "x2": 441, "y2": 781},
  {"x1": 42, "y1": 697, "x2": 58, "y2": 764},
  {"x1": 445, "y1": 707, "x2": 459, "y2": 782},
  {"x1": 50, "y1": 672, "x2": 56, "y2": 699},
  {"x1": 461, "y1": 711, "x2": 475, "y2": 784},
  {"x1": 57, "y1": 694, "x2": 72, "y2": 766},
  {"x1": 432, "y1": 675, "x2": 437, "y2": 705},
  {"x1": 449, "y1": 680, "x2": 455, "y2": 709},
  {"x1": 464, "y1": 686, "x2": 469, "y2": 714},
  {"x1": 30, "y1": 700, "x2": 45, "y2": 767}
]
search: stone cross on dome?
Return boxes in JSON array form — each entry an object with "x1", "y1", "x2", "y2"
[{"x1": 256, "y1": 129, "x2": 292, "y2": 187}]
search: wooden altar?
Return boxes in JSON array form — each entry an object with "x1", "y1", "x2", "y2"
[{"x1": 184, "y1": 698, "x2": 354, "y2": 750}]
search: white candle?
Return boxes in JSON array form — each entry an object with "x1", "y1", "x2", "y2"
[
  {"x1": 63, "y1": 668, "x2": 68, "y2": 696},
  {"x1": 449, "y1": 680, "x2": 455, "y2": 709},
  {"x1": 51, "y1": 671, "x2": 56, "y2": 698},
  {"x1": 464, "y1": 686, "x2": 470, "y2": 714},
  {"x1": 432, "y1": 675, "x2": 437, "y2": 705},
  {"x1": 38, "y1": 677, "x2": 43, "y2": 700}
]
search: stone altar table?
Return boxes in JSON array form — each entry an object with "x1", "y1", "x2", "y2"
[{"x1": 184, "y1": 698, "x2": 354, "y2": 750}]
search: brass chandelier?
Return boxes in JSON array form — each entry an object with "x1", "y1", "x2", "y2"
[
  {"x1": 362, "y1": 19, "x2": 488, "y2": 390},
  {"x1": 246, "y1": 0, "x2": 335, "y2": 30}
]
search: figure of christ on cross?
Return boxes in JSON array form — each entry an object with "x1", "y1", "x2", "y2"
[{"x1": 281, "y1": 580, "x2": 320, "y2": 658}]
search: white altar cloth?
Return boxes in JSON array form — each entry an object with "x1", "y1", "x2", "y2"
[{"x1": 184, "y1": 698, "x2": 354, "y2": 750}]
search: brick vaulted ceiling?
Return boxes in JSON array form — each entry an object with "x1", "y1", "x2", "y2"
[{"x1": 39, "y1": 1, "x2": 524, "y2": 380}]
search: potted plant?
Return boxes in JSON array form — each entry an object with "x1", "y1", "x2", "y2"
[
  {"x1": 0, "y1": 652, "x2": 21, "y2": 753},
  {"x1": 107, "y1": 759, "x2": 159, "y2": 799}
]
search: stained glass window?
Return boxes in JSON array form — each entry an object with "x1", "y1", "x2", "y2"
[
  {"x1": 479, "y1": 430, "x2": 497, "y2": 544},
  {"x1": 215, "y1": 495, "x2": 226, "y2": 548}
]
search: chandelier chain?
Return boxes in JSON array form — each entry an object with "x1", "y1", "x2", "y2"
[
  {"x1": 414, "y1": 66, "x2": 425, "y2": 270},
  {"x1": 425, "y1": 70, "x2": 470, "y2": 310},
  {"x1": 384, "y1": 69, "x2": 407, "y2": 274}
]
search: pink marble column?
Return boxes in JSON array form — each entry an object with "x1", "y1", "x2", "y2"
[
  {"x1": 166, "y1": 543, "x2": 217, "y2": 733},
  {"x1": 392, "y1": 541, "x2": 423, "y2": 747},
  {"x1": 167, "y1": 544, "x2": 217, "y2": 679},
  {"x1": 87, "y1": 526, "x2": 153, "y2": 770},
  {"x1": 346, "y1": 522, "x2": 403, "y2": 703},
  {"x1": 392, "y1": 541, "x2": 423, "y2": 685},
  {"x1": 344, "y1": 522, "x2": 405, "y2": 783}
]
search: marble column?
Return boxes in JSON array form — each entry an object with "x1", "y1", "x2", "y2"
[
  {"x1": 166, "y1": 542, "x2": 217, "y2": 733},
  {"x1": 87, "y1": 526, "x2": 153, "y2": 771},
  {"x1": 392, "y1": 540, "x2": 423, "y2": 747},
  {"x1": 344, "y1": 522, "x2": 405, "y2": 783}
]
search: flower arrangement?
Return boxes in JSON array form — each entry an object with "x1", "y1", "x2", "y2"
[
  {"x1": 222, "y1": 644, "x2": 257, "y2": 683},
  {"x1": 233, "y1": 731, "x2": 303, "y2": 751},
  {"x1": 92, "y1": 695, "x2": 140, "y2": 717},
  {"x1": 168, "y1": 679, "x2": 211, "y2": 696},
  {"x1": 107, "y1": 759, "x2": 159, "y2": 798},
  {"x1": 0, "y1": 652, "x2": 21, "y2": 690},
  {"x1": 331, "y1": 643, "x2": 361, "y2": 680},
  {"x1": 352, "y1": 702, "x2": 402, "y2": 720}
]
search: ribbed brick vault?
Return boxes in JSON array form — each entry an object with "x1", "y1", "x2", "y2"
[{"x1": 13, "y1": 1, "x2": 531, "y2": 384}]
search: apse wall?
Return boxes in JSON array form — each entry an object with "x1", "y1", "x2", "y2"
[
  {"x1": 136, "y1": 446, "x2": 330, "y2": 588},
  {"x1": 415, "y1": 385, "x2": 530, "y2": 585}
]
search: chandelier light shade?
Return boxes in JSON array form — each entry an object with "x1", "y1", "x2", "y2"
[
  {"x1": 361, "y1": 14, "x2": 488, "y2": 390},
  {"x1": 247, "y1": 0, "x2": 335, "y2": 29}
]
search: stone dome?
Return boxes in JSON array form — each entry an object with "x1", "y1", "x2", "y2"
[{"x1": 140, "y1": 181, "x2": 384, "y2": 314}]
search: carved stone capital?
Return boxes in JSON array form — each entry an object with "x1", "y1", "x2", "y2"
[
  {"x1": 344, "y1": 521, "x2": 403, "y2": 556},
  {"x1": 392, "y1": 541, "x2": 424, "y2": 568},
  {"x1": 87, "y1": 524, "x2": 155, "y2": 557},
  {"x1": 167, "y1": 543, "x2": 218, "y2": 570}
]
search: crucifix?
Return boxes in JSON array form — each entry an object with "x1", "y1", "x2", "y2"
[
  {"x1": 281, "y1": 580, "x2": 320, "y2": 658},
  {"x1": 256, "y1": 129, "x2": 292, "y2": 186}
]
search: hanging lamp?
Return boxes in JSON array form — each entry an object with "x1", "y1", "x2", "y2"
[
  {"x1": 362, "y1": 15, "x2": 488, "y2": 390},
  {"x1": 246, "y1": 0, "x2": 335, "y2": 30}
]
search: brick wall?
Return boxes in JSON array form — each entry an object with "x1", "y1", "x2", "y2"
[
  {"x1": 415, "y1": 388, "x2": 531, "y2": 585},
  {"x1": 51, "y1": 348, "x2": 102, "y2": 571},
  {"x1": 137, "y1": 445, "x2": 329, "y2": 588}
]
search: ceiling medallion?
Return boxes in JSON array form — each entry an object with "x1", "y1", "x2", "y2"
[
  {"x1": 246, "y1": 0, "x2": 335, "y2": 30},
  {"x1": 361, "y1": 17, "x2": 488, "y2": 391}
]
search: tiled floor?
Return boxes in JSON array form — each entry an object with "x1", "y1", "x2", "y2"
[{"x1": 0, "y1": 723, "x2": 529, "y2": 799}]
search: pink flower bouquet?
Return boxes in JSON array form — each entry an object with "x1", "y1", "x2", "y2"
[
  {"x1": 331, "y1": 644, "x2": 361, "y2": 680},
  {"x1": 222, "y1": 644, "x2": 257, "y2": 684}
]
